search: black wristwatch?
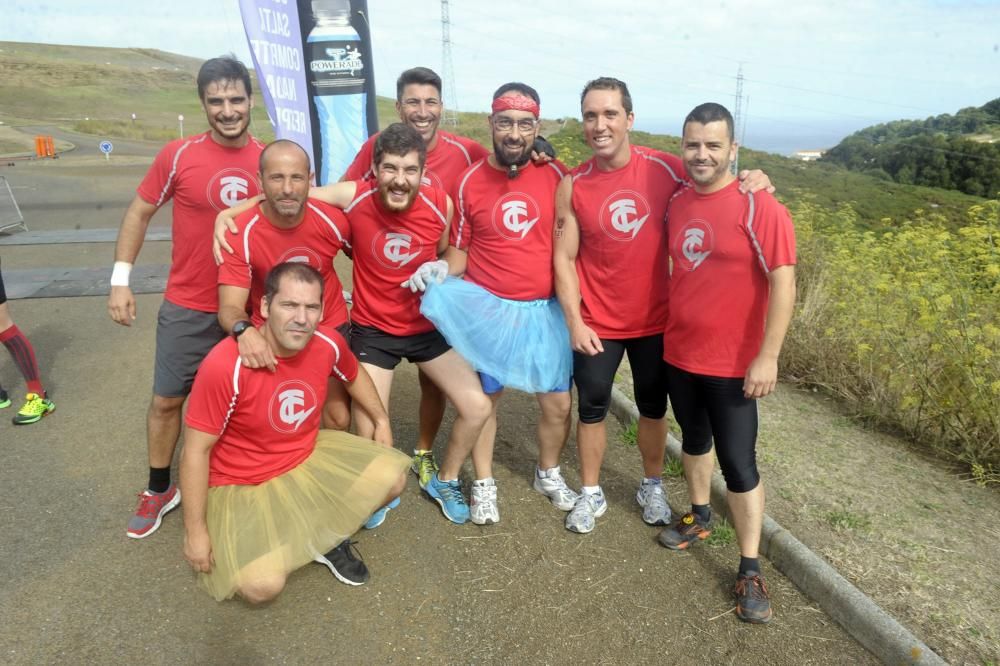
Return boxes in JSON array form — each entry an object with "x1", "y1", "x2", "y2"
[{"x1": 232, "y1": 320, "x2": 253, "y2": 339}]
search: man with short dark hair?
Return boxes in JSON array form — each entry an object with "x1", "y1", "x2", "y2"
[
  {"x1": 341, "y1": 67, "x2": 491, "y2": 491},
  {"x1": 657, "y1": 102, "x2": 796, "y2": 624},
  {"x1": 181, "y1": 262, "x2": 409, "y2": 601},
  {"x1": 109, "y1": 56, "x2": 266, "y2": 539}
]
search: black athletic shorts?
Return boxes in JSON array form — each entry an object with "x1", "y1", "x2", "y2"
[
  {"x1": 348, "y1": 323, "x2": 450, "y2": 370},
  {"x1": 0, "y1": 258, "x2": 6, "y2": 305},
  {"x1": 573, "y1": 333, "x2": 669, "y2": 424},
  {"x1": 665, "y1": 362, "x2": 760, "y2": 493}
]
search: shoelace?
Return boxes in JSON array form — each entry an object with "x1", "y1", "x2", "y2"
[
  {"x1": 737, "y1": 574, "x2": 769, "y2": 600},
  {"x1": 20, "y1": 395, "x2": 45, "y2": 414},
  {"x1": 439, "y1": 480, "x2": 466, "y2": 504},
  {"x1": 136, "y1": 491, "x2": 166, "y2": 517},
  {"x1": 337, "y1": 540, "x2": 363, "y2": 562}
]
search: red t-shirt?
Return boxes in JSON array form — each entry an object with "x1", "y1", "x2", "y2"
[
  {"x1": 571, "y1": 146, "x2": 685, "y2": 338},
  {"x1": 185, "y1": 326, "x2": 358, "y2": 487},
  {"x1": 137, "y1": 132, "x2": 265, "y2": 312},
  {"x1": 451, "y1": 159, "x2": 567, "y2": 301},
  {"x1": 343, "y1": 180, "x2": 450, "y2": 335},
  {"x1": 343, "y1": 130, "x2": 489, "y2": 195},
  {"x1": 217, "y1": 199, "x2": 351, "y2": 328},
  {"x1": 663, "y1": 181, "x2": 796, "y2": 378}
]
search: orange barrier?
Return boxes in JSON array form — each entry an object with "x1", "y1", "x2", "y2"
[{"x1": 34, "y1": 135, "x2": 56, "y2": 158}]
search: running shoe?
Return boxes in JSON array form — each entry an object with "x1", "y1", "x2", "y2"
[
  {"x1": 0, "y1": 389, "x2": 10, "y2": 409},
  {"x1": 315, "y1": 540, "x2": 369, "y2": 586},
  {"x1": 411, "y1": 450, "x2": 439, "y2": 489},
  {"x1": 424, "y1": 473, "x2": 470, "y2": 524},
  {"x1": 735, "y1": 571, "x2": 773, "y2": 624},
  {"x1": 657, "y1": 512, "x2": 712, "y2": 550},
  {"x1": 470, "y1": 479, "x2": 500, "y2": 525},
  {"x1": 532, "y1": 467, "x2": 579, "y2": 511},
  {"x1": 565, "y1": 490, "x2": 608, "y2": 534},
  {"x1": 12, "y1": 392, "x2": 55, "y2": 425},
  {"x1": 363, "y1": 496, "x2": 401, "y2": 530},
  {"x1": 126, "y1": 485, "x2": 181, "y2": 539},
  {"x1": 636, "y1": 480, "x2": 671, "y2": 526}
]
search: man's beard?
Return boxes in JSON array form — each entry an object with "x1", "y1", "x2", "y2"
[
  {"x1": 493, "y1": 138, "x2": 532, "y2": 169},
  {"x1": 378, "y1": 182, "x2": 417, "y2": 211}
]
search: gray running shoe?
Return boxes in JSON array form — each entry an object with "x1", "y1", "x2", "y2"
[
  {"x1": 636, "y1": 481, "x2": 671, "y2": 526},
  {"x1": 470, "y1": 479, "x2": 500, "y2": 525},
  {"x1": 532, "y1": 467, "x2": 579, "y2": 511},
  {"x1": 565, "y1": 490, "x2": 608, "y2": 534}
]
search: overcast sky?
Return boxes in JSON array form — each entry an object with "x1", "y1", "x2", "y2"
[{"x1": 4, "y1": 0, "x2": 998, "y2": 151}]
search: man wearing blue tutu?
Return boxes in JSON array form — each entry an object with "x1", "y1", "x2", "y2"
[
  {"x1": 180, "y1": 263, "x2": 411, "y2": 602},
  {"x1": 409, "y1": 83, "x2": 580, "y2": 526}
]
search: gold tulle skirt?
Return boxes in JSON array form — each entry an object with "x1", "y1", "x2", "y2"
[{"x1": 201, "y1": 430, "x2": 410, "y2": 601}]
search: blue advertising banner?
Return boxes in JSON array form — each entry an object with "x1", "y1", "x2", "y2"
[
  {"x1": 240, "y1": 0, "x2": 377, "y2": 184},
  {"x1": 239, "y1": 0, "x2": 315, "y2": 171}
]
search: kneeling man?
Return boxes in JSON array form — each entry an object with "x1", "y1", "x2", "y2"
[{"x1": 180, "y1": 263, "x2": 410, "y2": 602}]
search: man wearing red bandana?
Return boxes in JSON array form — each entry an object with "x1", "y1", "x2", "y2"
[{"x1": 411, "y1": 83, "x2": 579, "y2": 526}]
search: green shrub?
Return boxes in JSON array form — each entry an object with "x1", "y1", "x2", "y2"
[{"x1": 785, "y1": 198, "x2": 1000, "y2": 480}]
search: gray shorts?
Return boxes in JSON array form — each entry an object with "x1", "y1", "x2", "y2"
[{"x1": 153, "y1": 299, "x2": 225, "y2": 398}]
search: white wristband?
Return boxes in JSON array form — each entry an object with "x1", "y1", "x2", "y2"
[{"x1": 110, "y1": 261, "x2": 132, "y2": 287}]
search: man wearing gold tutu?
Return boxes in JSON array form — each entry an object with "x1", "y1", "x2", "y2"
[{"x1": 180, "y1": 263, "x2": 411, "y2": 602}]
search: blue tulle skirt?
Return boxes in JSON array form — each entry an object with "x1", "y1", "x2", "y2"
[{"x1": 420, "y1": 277, "x2": 572, "y2": 393}]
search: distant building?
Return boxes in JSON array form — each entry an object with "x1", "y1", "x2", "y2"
[{"x1": 794, "y1": 150, "x2": 825, "y2": 161}]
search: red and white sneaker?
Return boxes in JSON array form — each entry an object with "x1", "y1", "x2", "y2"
[{"x1": 126, "y1": 485, "x2": 181, "y2": 539}]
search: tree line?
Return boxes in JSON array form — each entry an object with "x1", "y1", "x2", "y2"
[{"x1": 822, "y1": 97, "x2": 1000, "y2": 198}]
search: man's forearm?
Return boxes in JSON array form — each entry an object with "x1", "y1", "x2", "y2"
[
  {"x1": 179, "y1": 434, "x2": 212, "y2": 534},
  {"x1": 554, "y1": 256, "x2": 585, "y2": 327},
  {"x1": 759, "y1": 267, "x2": 796, "y2": 359}
]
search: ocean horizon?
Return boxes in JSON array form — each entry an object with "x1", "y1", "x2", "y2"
[{"x1": 634, "y1": 118, "x2": 869, "y2": 157}]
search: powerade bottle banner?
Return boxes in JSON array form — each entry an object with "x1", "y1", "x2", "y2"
[{"x1": 306, "y1": 0, "x2": 367, "y2": 184}]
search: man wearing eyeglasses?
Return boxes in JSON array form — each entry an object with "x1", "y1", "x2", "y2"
[{"x1": 406, "y1": 82, "x2": 578, "y2": 526}]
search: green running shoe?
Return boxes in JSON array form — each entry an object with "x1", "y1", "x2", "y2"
[{"x1": 13, "y1": 392, "x2": 55, "y2": 425}]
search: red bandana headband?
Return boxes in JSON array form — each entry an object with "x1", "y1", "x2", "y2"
[{"x1": 492, "y1": 95, "x2": 540, "y2": 117}]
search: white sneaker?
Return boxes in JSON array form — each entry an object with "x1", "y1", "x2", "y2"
[
  {"x1": 470, "y1": 479, "x2": 500, "y2": 525},
  {"x1": 532, "y1": 466, "x2": 579, "y2": 511},
  {"x1": 636, "y1": 481, "x2": 671, "y2": 526},
  {"x1": 565, "y1": 490, "x2": 607, "y2": 534}
]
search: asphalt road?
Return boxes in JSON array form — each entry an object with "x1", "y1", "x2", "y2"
[{"x1": 0, "y1": 132, "x2": 875, "y2": 665}]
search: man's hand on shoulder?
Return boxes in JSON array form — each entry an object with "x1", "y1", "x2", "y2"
[
  {"x1": 737, "y1": 169, "x2": 775, "y2": 194},
  {"x1": 238, "y1": 327, "x2": 278, "y2": 372}
]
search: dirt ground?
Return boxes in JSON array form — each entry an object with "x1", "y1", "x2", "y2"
[
  {"x1": 0, "y1": 125, "x2": 974, "y2": 664},
  {"x1": 616, "y1": 360, "x2": 1000, "y2": 665}
]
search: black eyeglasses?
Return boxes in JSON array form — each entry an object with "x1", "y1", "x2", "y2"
[{"x1": 492, "y1": 116, "x2": 537, "y2": 133}]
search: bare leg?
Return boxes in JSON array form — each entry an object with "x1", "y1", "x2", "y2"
[
  {"x1": 728, "y1": 482, "x2": 765, "y2": 558},
  {"x1": 415, "y1": 368, "x2": 446, "y2": 451},
  {"x1": 536, "y1": 391, "x2": 571, "y2": 470},
  {"x1": 148, "y1": 394, "x2": 186, "y2": 469},
  {"x1": 352, "y1": 363, "x2": 394, "y2": 440},
  {"x1": 470, "y1": 392, "x2": 502, "y2": 479},
  {"x1": 322, "y1": 378, "x2": 352, "y2": 431},
  {"x1": 417, "y1": 350, "x2": 491, "y2": 481},
  {"x1": 637, "y1": 416, "x2": 667, "y2": 478},
  {"x1": 682, "y1": 450, "x2": 715, "y2": 506},
  {"x1": 577, "y1": 420, "x2": 607, "y2": 487}
]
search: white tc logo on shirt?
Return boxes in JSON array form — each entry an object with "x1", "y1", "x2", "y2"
[
  {"x1": 220, "y1": 176, "x2": 249, "y2": 207},
  {"x1": 599, "y1": 190, "x2": 651, "y2": 242},
  {"x1": 278, "y1": 389, "x2": 315, "y2": 431},
  {"x1": 268, "y1": 380, "x2": 319, "y2": 434},
  {"x1": 207, "y1": 167, "x2": 258, "y2": 211},
  {"x1": 491, "y1": 193, "x2": 542, "y2": 241},
  {"x1": 373, "y1": 230, "x2": 424, "y2": 270},
  {"x1": 673, "y1": 219, "x2": 714, "y2": 271},
  {"x1": 383, "y1": 233, "x2": 421, "y2": 267}
]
